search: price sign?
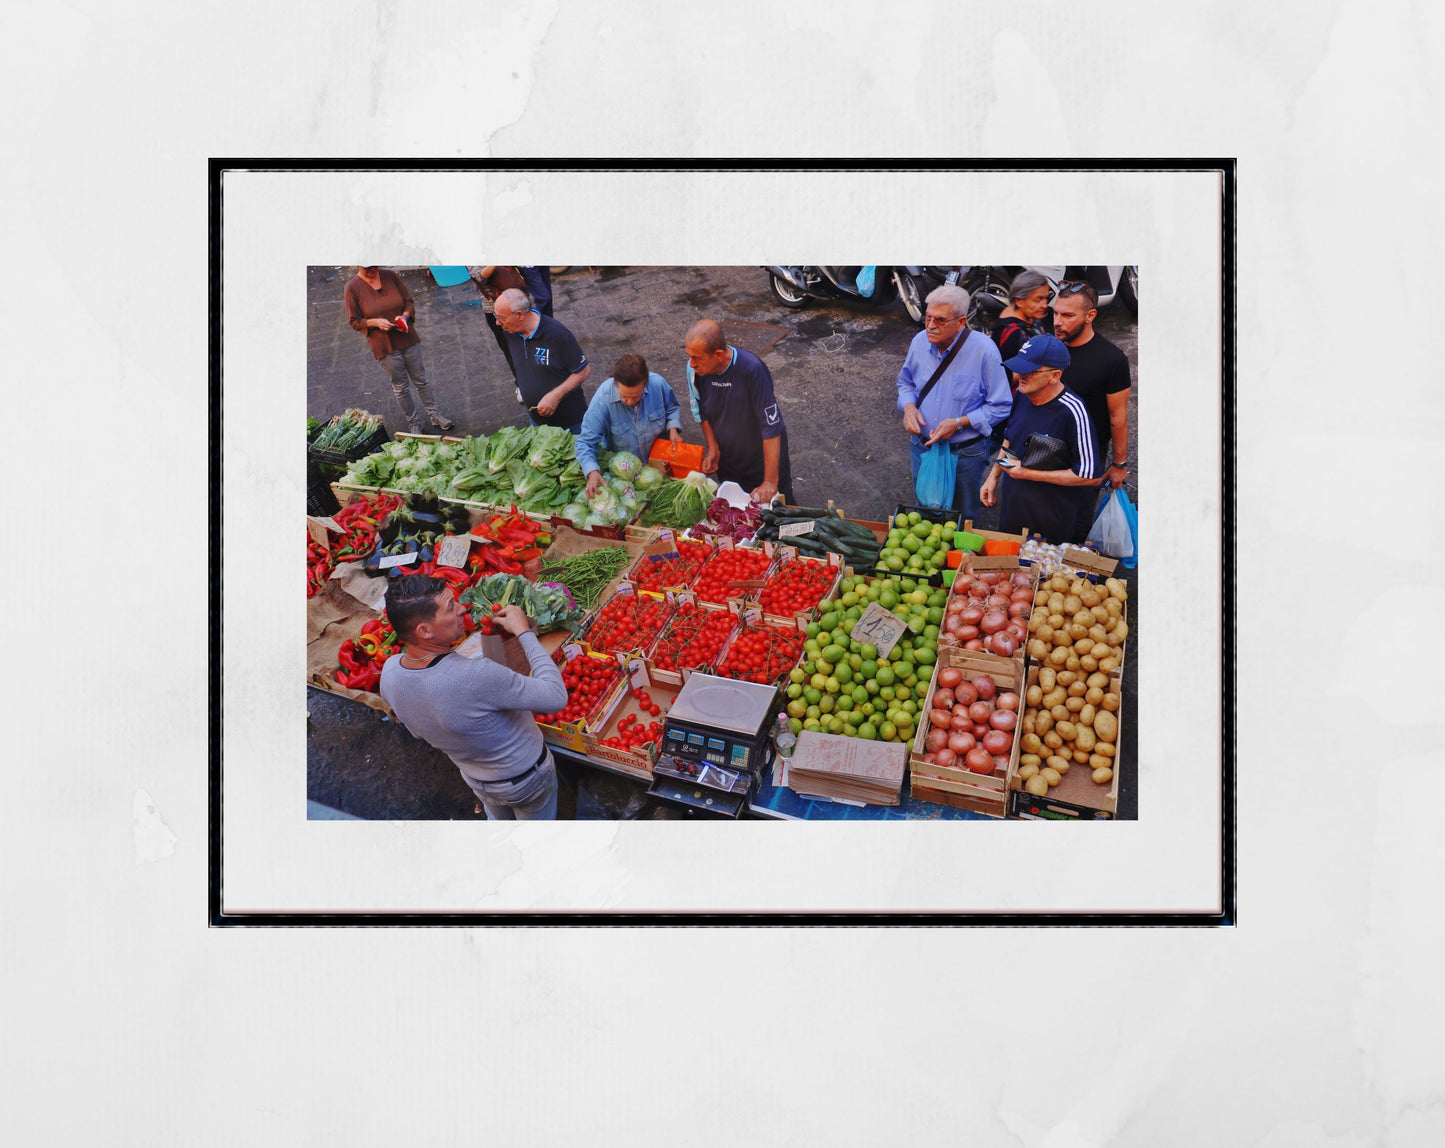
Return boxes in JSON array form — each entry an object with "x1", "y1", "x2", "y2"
[
  {"x1": 827, "y1": 550, "x2": 842, "y2": 567},
  {"x1": 379, "y1": 551, "x2": 418, "y2": 570},
  {"x1": 849, "y1": 602, "x2": 909, "y2": 659},
  {"x1": 435, "y1": 534, "x2": 472, "y2": 569},
  {"x1": 626, "y1": 657, "x2": 651, "y2": 688},
  {"x1": 778, "y1": 520, "x2": 814, "y2": 538},
  {"x1": 615, "y1": 583, "x2": 635, "y2": 598},
  {"x1": 306, "y1": 515, "x2": 344, "y2": 547},
  {"x1": 741, "y1": 605, "x2": 762, "y2": 626},
  {"x1": 562, "y1": 643, "x2": 583, "y2": 661}
]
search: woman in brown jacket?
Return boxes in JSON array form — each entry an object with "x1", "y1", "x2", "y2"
[{"x1": 343, "y1": 266, "x2": 455, "y2": 433}]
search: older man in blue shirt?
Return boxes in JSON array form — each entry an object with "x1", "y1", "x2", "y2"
[
  {"x1": 575, "y1": 354, "x2": 685, "y2": 497},
  {"x1": 897, "y1": 284, "x2": 1013, "y2": 522}
]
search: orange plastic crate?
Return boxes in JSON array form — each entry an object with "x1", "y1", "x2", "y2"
[{"x1": 648, "y1": 439, "x2": 705, "y2": 478}]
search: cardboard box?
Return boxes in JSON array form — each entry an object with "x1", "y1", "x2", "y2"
[
  {"x1": 751, "y1": 546, "x2": 843, "y2": 629},
  {"x1": 582, "y1": 677, "x2": 681, "y2": 780},
  {"x1": 907, "y1": 646, "x2": 1025, "y2": 819},
  {"x1": 1007, "y1": 663, "x2": 1121, "y2": 818},
  {"x1": 645, "y1": 598, "x2": 742, "y2": 688}
]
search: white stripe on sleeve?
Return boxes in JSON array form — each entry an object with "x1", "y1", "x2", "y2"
[{"x1": 1059, "y1": 392, "x2": 1097, "y2": 479}]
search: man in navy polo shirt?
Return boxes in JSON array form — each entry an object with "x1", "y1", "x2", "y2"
[
  {"x1": 979, "y1": 334, "x2": 1101, "y2": 543},
  {"x1": 683, "y1": 319, "x2": 794, "y2": 503},
  {"x1": 495, "y1": 288, "x2": 590, "y2": 433},
  {"x1": 898, "y1": 284, "x2": 1013, "y2": 524}
]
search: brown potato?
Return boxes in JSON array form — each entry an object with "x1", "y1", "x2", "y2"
[
  {"x1": 1055, "y1": 720, "x2": 1077, "y2": 742},
  {"x1": 1027, "y1": 612, "x2": 1044, "y2": 634},
  {"x1": 1033, "y1": 590, "x2": 1049, "y2": 607},
  {"x1": 1042, "y1": 686, "x2": 1067, "y2": 709},
  {"x1": 1084, "y1": 686, "x2": 1104, "y2": 706},
  {"x1": 1090, "y1": 604, "x2": 1111, "y2": 623},
  {"x1": 1038, "y1": 668, "x2": 1056, "y2": 691},
  {"x1": 1080, "y1": 587, "x2": 1102, "y2": 608},
  {"x1": 1047, "y1": 594, "x2": 1064, "y2": 614},
  {"x1": 1067, "y1": 680, "x2": 1087, "y2": 698},
  {"x1": 1043, "y1": 730, "x2": 1064, "y2": 750},
  {"x1": 1086, "y1": 672, "x2": 1110, "y2": 690},
  {"x1": 1090, "y1": 642, "x2": 1113, "y2": 659},
  {"x1": 1077, "y1": 703, "x2": 1096, "y2": 728},
  {"x1": 1088, "y1": 625, "x2": 1109, "y2": 644},
  {"x1": 1098, "y1": 656, "x2": 1120, "y2": 674},
  {"x1": 1104, "y1": 598, "x2": 1123, "y2": 619},
  {"x1": 1063, "y1": 595, "x2": 1082, "y2": 615},
  {"x1": 1027, "y1": 638, "x2": 1049, "y2": 661},
  {"x1": 1035, "y1": 711, "x2": 1054, "y2": 735},
  {"x1": 1045, "y1": 755, "x2": 1070, "y2": 774},
  {"x1": 1056, "y1": 670, "x2": 1077, "y2": 686},
  {"x1": 1019, "y1": 754, "x2": 1041, "y2": 770},
  {"x1": 1048, "y1": 706, "x2": 1069, "y2": 725},
  {"x1": 1094, "y1": 741, "x2": 1116, "y2": 758},
  {"x1": 1064, "y1": 654, "x2": 1081, "y2": 671},
  {"x1": 1023, "y1": 713, "x2": 1036, "y2": 735},
  {"x1": 1075, "y1": 725, "x2": 1096, "y2": 753},
  {"x1": 1105, "y1": 577, "x2": 1128, "y2": 601},
  {"x1": 1050, "y1": 574, "x2": 1070, "y2": 593},
  {"x1": 1040, "y1": 767, "x2": 1062, "y2": 787},
  {"x1": 1053, "y1": 629, "x2": 1072, "y2": 647},
  {"x1": 1079, "y1": 655, "x2": 1099, "y2": 673},
  {"x1": 1048, "y1": 647, "x2": 1070, "y2": 667},
  {"x1": 1091, "y1": 766, "x2": 1113, "y2": 785},
  {"x1": 1048, "y1": 613, "x2": 1065, "y2": 630},
  {"x1": 1093, "y1": 711, "x2": 1118, "y2": 742},
  {"x1": 1101, "y1": 692, "x2": 1120, "y2": 712},
  {"x1": 1026, "y1": 774, "x2": 1050, "y2": 796},
  {"x1": 1065, "y1": 696, "x2": 1085, "y2": 714},
  {"x1": 1021, "y1": 732, "x2": 1042, "y2": 755},
  {"x1": 1073, "y1": 636, "x2": 1094, "y2": 654},
  {"x1": 1088, "y1": 753, "x2": 1113, "y2": 771},
  {"x1": 1112, "y1": 622, "x2": 1130, "y2": 644},
  {"x1": 1018, "y1": 762, "x2": 1040, "y2": 781},
  {"x1": 1072, "y1": 748, "x2": 1090, "y2": 764}
]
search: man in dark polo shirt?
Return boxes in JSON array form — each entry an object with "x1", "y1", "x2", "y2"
[
  {"x1": 494, "y1": 288, "x2": 590, "y2": 432},
  {"x1": 1051, "y1": 281, "x2": 1132, "y2": 543},
  {"x1": 683, "y1": 319, "x2": 794, "y2": 503}
]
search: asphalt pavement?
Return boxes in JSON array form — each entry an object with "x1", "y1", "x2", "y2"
[{"x1": 306, "y1": 266, "x2": 1139, "y2": 820}]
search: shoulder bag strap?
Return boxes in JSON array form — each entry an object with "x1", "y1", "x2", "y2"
[{"x1": 914, "y1": 327, "x2": 969, "y2": 410}]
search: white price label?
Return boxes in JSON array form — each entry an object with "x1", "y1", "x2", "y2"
[
  {"x1": 379, "y1": 551, "x2": 418, "y2": 570},
  {"x1": 562, "y1": 643, "x2": 583, "y2": 661},
  {"x1": 627, "y1": 657, "x2": 651, "y2": 688},
  {"x1": 778, "y1": 520, "x2": 815, "y2": 538},
  {"x1": 849, "y1": 602, "x2": 909, "y2": 658},
  {"x1": 435, "y1": 535, "x2": 472, "y2": 569}
]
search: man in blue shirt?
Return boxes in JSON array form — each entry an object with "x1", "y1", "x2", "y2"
[
  {"x1": 684, "y1": 319, "x2": 794, "y2": 503},
  {"x1": 897, "y1": 284, "x2": 1013, "y2": 522},
  {"x1": 495, "y1": 288, "x2": 590, "y2": 432},
  {"x1": 575, "y1": 353, "x2": 685, "y2": 497}
]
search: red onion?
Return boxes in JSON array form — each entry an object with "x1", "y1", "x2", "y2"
[
  {"x1": 960, "y1": 606, "x2": 984, "y2": 626},
  {"x1": 920, "y1": 752, "x2": 936, "y2": 764},
  {"x1": 1011, "y1": 571, "x2": 1033, "y2": 589},
  {"x1": 988, "y1": 710, "x2": 1017, "y2": 733},
  {"x1": 944, "y1": 616, "x2": 965, "y2": 635},
  {"x1": 954, "y1": 681, "x2": 978, "y2": 705},
  {"x1": 983, "y1": 729, "x2": 1013, "y2": 755},
  {"x1": 988, "y1": 633, "x2": 1017, "y2": 657},
  {"x1": 996, "y1": 691, "x2": 1020, "y2": 711},
  {"x1": 930, "y1": 708, "x2": 953, "y2": 729},
  {"x1": 932, "y1": 688, "x2": 955, "y2": 710},
  {"x1": 978, "y1": 572, "x2": 1000, "y2": 585},
  {"x1": 926, "y1": 728, "x2": 951, "y2": 752},
  {"x1": 965, "y1": 746, "x2": 995, "y2": 773},
  {"x1": 950, "y1": 711, "x2": 974, "y2": 732},
  {"x1": 968, "y1": 700, "x2": 992, "y2": 724},
  {"x1": 937, "y1": 668, "x2": 962, "y2": 690},
  {"x1": 1007, "y1": 600, "x2": 1031, "y2": 619},
  {"x1": 964, "y1": 639, "x2": 984, "y2": 651},
  {"x1": 993, "y1": 754, "x2": 1011, "y2": 771},
  {"x1": 934, "y1": 748, "x2": 958, "y2": 768},
  {"x1": 980, "y1": 610, "x2": 1008, "y2": 635},
  {"x1": 947, "y1": 732, "x2": 975, "y2": 754},
  {"x1": 973, "y1": 675, "x2": 997, "y2": 701},
  {"x1": 958, "y1": 625, "x2": 980, "y2": 641}
]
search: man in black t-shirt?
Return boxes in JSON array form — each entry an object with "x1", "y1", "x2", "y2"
[
  {"x1": 495, "y1": 288, "x2": 590, "y2": 432},
  {"x1": 1052, "y1": 282, "x2": 1132, "y2": 543}
]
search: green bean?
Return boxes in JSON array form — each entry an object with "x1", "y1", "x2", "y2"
[{"x1": 535, "y1": 547, "x2": 630, "y2": 610}]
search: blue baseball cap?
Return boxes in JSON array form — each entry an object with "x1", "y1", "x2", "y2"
[{"x1": 1003, "y1": 334, "x2": 1071, "y2": 374}]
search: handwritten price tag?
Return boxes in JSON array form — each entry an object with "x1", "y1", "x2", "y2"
[
  {"x1": 435, "y1": 534, "x2": 472, "y2": 569},
  {"x1": 777, "y1": 520, "x2": 814, "y2": 538},
  {"x1": 562, "y1": 643, "x2": 583, "y2": 661},
  {"x1": 626, "y1": 657, "x2": 651, "y2": 688},
  {"x1": 379, "y1": 551, "x2": 418, "y2": 570},
  {"x1": 849, "y1": 602, "x2": 909, "y2": 659},
  {"x1": 306, "y1": 515, "x2": 344, "y2": 547}
]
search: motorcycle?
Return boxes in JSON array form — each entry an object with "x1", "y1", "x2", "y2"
[{"x1": 764, "y1": 265, "x2": 924, "y2": 318}]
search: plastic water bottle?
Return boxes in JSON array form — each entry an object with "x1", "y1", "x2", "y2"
[{"x1": 773, "y1": 713, "x2": 797, "y2": 760}]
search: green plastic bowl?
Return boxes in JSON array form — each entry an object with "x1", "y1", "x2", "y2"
[
  {"x1": 941, "y1": 568, "x2": 956, "y2": 588},
  {"x1": 954, "y1": 531, "x2": 985, "y2": 553}
]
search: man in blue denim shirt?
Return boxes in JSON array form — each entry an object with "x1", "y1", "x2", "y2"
[
  {"x1": 575, "y1": 353, "x2": 684, "y2": 497},
  {"x1": 897, "y1": 285, "x2": 1013, "y2": 523}
]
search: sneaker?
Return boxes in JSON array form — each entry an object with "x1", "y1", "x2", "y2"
[
  {"x1": 432, "y1": 415, "x2": 456, "y2": 432},
  {"x1": 406, "y1": 423, "x2": 423, "y2": 435}
]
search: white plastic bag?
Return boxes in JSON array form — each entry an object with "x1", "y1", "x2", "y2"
[{"x1": 1086, "y1": 488, "x2": 1135, "y2": 559}]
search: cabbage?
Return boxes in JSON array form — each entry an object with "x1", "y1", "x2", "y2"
[
  {"x1": 633, "y1": 464, "x2": 665, "y2": 490},
  {"x1": 607, "y1": 451, "x2": 644, "y2": 481},
  {"x1": 590, "y1": 485, "x2": 622, "y2": 517},
  {"x1": 559, "y1": 501, "x2": 589, "y2": 524}
]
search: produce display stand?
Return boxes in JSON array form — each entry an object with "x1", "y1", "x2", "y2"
[{"x1": 305, "y1": 472, "x2": 1131, "y2": 823}]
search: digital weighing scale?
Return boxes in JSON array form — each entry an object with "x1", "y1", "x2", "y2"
[{"x1": 648, "y1": 674, "x2": 781, "y2": 818}]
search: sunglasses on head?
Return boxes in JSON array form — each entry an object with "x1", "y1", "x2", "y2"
[{"x1": 1055, "y1": 281, "x2": 1089, "y2": 298}]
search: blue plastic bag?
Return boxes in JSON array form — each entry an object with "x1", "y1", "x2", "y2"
[
  {"x1": 856, "y1": 265, "x2": 876, "y2": 297},
  {"x1": 1116, "y1": 486, "x2": 1138, "y2": 569},
  {"x1": 914, "y1": 441, "x2": 955, "y2": 510},
  {"x1": 1087, "y1": 486, "x2": 1136, "y2": 562}
]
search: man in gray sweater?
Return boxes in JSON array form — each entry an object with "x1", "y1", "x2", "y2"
[{"x1": 379, "y1": 575, "x2": 570, "y2": 820}]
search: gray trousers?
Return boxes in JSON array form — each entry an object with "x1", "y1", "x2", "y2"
[{"x1": 378, "y1": 342, "x2": 442, "y2": 429}]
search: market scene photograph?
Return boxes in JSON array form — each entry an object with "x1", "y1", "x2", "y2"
[{"x1": 306, "y1": 264, "x2": 1139, "y2": 821}]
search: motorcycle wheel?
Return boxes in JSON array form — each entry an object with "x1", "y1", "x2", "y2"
[
  {"x1": 895, "y1": 272, "x2": 926, "y2": 325},
  {"x1": 769, "y1": 273, "x2": 810, "y2": 309},
  {"x1": 965, "y1": 282, "x2": 1009, "y2": 332},
  {"x1": 1118, "y1": 266, "x2": 1138, "y2": 315}
]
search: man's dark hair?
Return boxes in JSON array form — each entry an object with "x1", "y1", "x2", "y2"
[
  {"x1": 1057, "y1": 281, "x2": 1099, "y2": 310},
  {"x1": 384, "y1": 574, "x2": 449, "y2": 642},
  {"x1": 612, "y1": 353, "x2": 649, "y2": 388}
]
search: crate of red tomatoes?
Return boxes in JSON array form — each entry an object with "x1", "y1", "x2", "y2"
[
  {"x1": 583, "y1": 681, "x2": 679, "y2": 778},
  {"x1": 713, "y1": 612, "x2": 808, "y2": 688},
  {"x1": 689, "y1": 543, "x2": 773, "y2": 611},
  {"x1": 623, "y1": 535, "x2": 715, "y2": 594},
  {"x1": 534, "y1": 647, "x2": 624, "y2": 752},
  {"x1": 578, "y1": 586, "x2": 675, "y2": 658},
  {"x1": 647, "y1": 599, "x2": 741, "y2": 687},
  {"x1": 752, "y1": 546, "x2": 842, "y2": 628}
]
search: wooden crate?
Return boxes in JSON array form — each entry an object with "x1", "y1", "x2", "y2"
[
  {"x1": 941, "y1": 561, "x2": 1038, "y2": 665},
  {"x1": 907, "y1": 646, "x2": 1025, "y2": 818},
  {"x1": 1007, "y1": 663, "x2": 1122, "y2": 818},
  {"x1": 581, "y1": 677, "x2": 680, "y2": 780}
]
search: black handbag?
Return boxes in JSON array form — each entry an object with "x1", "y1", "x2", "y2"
[{"x1": 1017, "y1": 433, "x2": 1069, "y2": 470}]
